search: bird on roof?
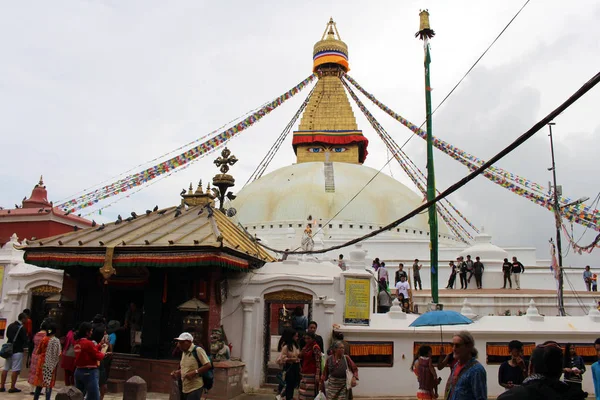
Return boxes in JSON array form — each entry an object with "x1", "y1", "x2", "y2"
[
  {"x1": 131, "y1": 212, "x2": 138, "y2": 219},
  {"x1": 65, "y1": 210, "x2": 71, "y2": 215},
  {"x1": 153, "y1": 205, "x2": 158, "y2": 212},
  {"x1": 125, "y1": 216, "x2": 134, "y2": 222},
  {"x1": 15, "y1": 204, "x2": 20, "y2": 209},
  {"x1": 174, "y1": 209, "x2": 182, "y2": 218},
  {"x1": 92, "y1": 220, "x2": 97, "y2": 227},
  {"x1": 96, "y1": 223, "x2": 106, "y2": 231},
  {"x1": 226, "y1": 192, "x2": 236, "y2": 201},
  {"x1": 157, "y1": 209, "x2": 167, "y2": 215},
  {"x1": 38, "y1": 208, "x2": 44, "y2": 213},
  {"x1": 180, "y1": 188, "x2": 186, "y2": 196},
  {"x1": 115, "y1": 215, "x2": 123, "y2": 225},
  {"x1": 146, "y1": 210, "x2": 152, "y2": 215},
  {"x1": 44, "y1": 209, "x2": 50, "y2": 213},
  {"x1": 73, "y1": 226, "x2": 79, "y2": 231}
]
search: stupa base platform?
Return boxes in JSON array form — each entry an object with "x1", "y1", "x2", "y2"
[{"x1": 410, "y1": 288, "x2": 597, "y2": 316}]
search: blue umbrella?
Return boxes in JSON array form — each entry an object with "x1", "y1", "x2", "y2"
[{"x1": 409, "y1": 310, "x2": 473, "y2": 343}]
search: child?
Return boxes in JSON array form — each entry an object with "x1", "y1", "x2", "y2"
[{"x1": 592, "y1": 274, "x2": 598, "y2": 292}]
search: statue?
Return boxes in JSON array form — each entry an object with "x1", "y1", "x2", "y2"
[
  {"x1": 301, "y1": 224, "x2": 314, "y2": 252},
  {"x1": 209, "y1": 328, "x2": 230, "y2": 361}
]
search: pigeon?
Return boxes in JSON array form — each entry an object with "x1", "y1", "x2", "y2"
[
  {"x1": 131, "y1": 212, "x2": 138, "y2": 219},
  {"x1": 146, "y1": 210, "x2": 152, "y2": 215},
  {"x1": 78, "y1": 214, "x2": 81, "y2": 217},
  {"x1": 115, "y1": 215, "x2": 122, "y2": 225},
  {"x1": 23, "y1": 196, "x2": 26, "y2": 201},
  {"x1": 157, "y1": 209, "x2": 167, "y2": 215},
  {"x1": 117, "y1": 214, "x2": 123, "y2": 221},
  {"x1": 73, "y1": 226, "x2": 79, "y2": 231},
  {"x1": 38, "y1": 208, "x2": 44, "y2": 213},
  {"x1": 65, "y1": 210, "x2": 71, "y2": 216},
  {"x1": 174, "y1": 209, "x2": 182, "y2": 218},
  {"x1": 44, "y1": 209, "x2": 50, "y2": 213},
  {"x1": 96, "y1": 223, "x2": 106, "y2": 231},
  {"x1": 206, "y1": 206, "x2": 214, "y2": 218},
  {"x1": 15, "y1": 204, "x2": 20, "y2": 209},
  {"x1": 153, "y1": 205, "x2": 158, "y2": 212},
  {"x1": 226, "y1": 192, "x2": 237, "y2": 201},
  {"x1": 92, "y1": 220, "x2": 97, "y2": 227},
  {"x1": 180, "y1": 188, "x2": 186, "y2": 196},
  {"x1": 125, "y1": 216, "x2": 134, "y2": 222},
  {"x1": 197, "y1": 208, "x2": 204, "y2": 215}
]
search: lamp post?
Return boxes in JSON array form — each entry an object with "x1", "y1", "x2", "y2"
[{"x1": 547, "y1": 123, "x2": 590, "y2": 316}]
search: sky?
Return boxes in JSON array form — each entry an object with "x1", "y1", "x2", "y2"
[{"x1": 1, "y1": 0, "x2": 599, "y2": 267}]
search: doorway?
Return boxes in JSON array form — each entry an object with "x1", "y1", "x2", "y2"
[{"x1": 262, "y1": 290, "x2": 313, "y2": 386}]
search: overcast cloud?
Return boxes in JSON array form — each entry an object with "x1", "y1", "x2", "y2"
[{"x1": 1, "y1": 1, "x2": 599, "y2": 266}]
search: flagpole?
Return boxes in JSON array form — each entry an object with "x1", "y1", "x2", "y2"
[{"x1": 417, "y1": 10, "x2": 438, "y2": 305}]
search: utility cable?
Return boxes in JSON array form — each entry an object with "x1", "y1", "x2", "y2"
[{"x1": 254, "y1": 70, "x2": 600, "y2": 254}]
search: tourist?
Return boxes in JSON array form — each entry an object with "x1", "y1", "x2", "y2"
[
  {"x1": 465, "y1": 255, "x2": 475, "y2": 284},
  {"x1": 592, "y1": 274, "x2": 598, "y2": 292},
  {"x1": 61, "y1": 324, "x2": 77, "y2": 386},
  {"x1": 292, "y1": 306, "x2": 308, "y2": 336},
  {"x1": 446, "y1": 331, "x2": 487, "y2": 400},
  {"x1": 277, "y1": 328, "x2": 300, "y2": 400},
  {"x1": 414, "y1": 345, "x2": 439, "y2": 400},
  {"x1": 446, "y1": 261, "x2": 457, "y2": 289},
  {"x1": 395, "y1": 263, "x2": 408, "y2": 285},
  {"x1": 502, "y1": 258, "x2": 513, "y2": 289},
  {"x1": 74, "y1": 322, "x2": 108, "y2": 400},
  {"x1": 395, "y1": 275, "x2": 410, "y2": 302},
  {"x1": 498, "y1": 341, "x2": 586, "y2": 400},
  {"x1": 511, "y1": 257, "x2": 525, "y2": 290},
  {"x1": 413, "y1": 259, "x2": 423, "y2": 290},
  {"x1": 592, "y1": 338, "x2": 600, "y2": 400},
  {"x1": 338, "y1": 254, "x2": 347, "y2": 271},
  {"x1": 23, "y1": 309, "x2": 33, "y2": 369},
  {"x1": 372, "y1": 258, "x2": 381, "y2": 271},
  {"x1": 378, "y1": 261, "x2": 389, "y2": 289},
  {"x1": 92, "y1": 326, "x2": 110, "y2": 400},
  {"x1": 299, "y1": 321, "x2": 324, "y2": 352},
  {"x1": 170, "y1": 332, "x2": 212, "y2": 400},
  {"x1": 473, "y1": 257, "x2": 485, "y2": 289},
  {"x1": 563, "y1": 343, "x2": 586, "y2": 392},
  {"x1": 459, "y1": 257, "x2": 468, "y2": 290},
  {"x1": 32, "y1": 320, "x2": 61, "y2": 400},
  {"x1": 498, "y1": 340, "x2": 527, "y2": 391},
  {"x1": 584, "y1": 266, "x2": 593, "y2": 291},
  {"x1": 438, "y1": 347, "x2": 458, "y2": 396},
  {"x1": 321, "y1": 341, "x2": 358, "y2": 400},
  {"x1": 0, "y1": 313, "x2": 28, "y2": 393},
  {"x1": 107, "y1": 320, "x2": 120, "y2": 351},
  {"x1": 378, "y1": 287, "x2": 392, "y2": 314},
  {"x1": 298, "y1": 332, "x2": 322, "y2": 400},
  {"x1": 27, "y1": 319, "x2": 48, "y2": 394}
]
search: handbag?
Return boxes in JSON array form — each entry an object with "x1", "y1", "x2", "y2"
[
  {"x1": 65, "y1": 343, "x2": 75, "y2": 357},
  {"x1": 342, "y1": 355, "x2": 355, "y2": 389},
  {"x1": 0, "y1": 324, "x2": 23, "y2": 359}
]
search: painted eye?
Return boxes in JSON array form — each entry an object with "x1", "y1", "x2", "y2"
[
  {"x1": 331, "y1": 147, "x2": 348, "y2": 153},
  {"x1": 307, "y1": 147, "x2": 324, "y2": 153}
]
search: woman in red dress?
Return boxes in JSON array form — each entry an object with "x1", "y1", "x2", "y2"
[
  {"x1": 27, "y1": 320, "x2": 48, "y2": 393},
  {"x1": 298, "y1": 332, "x2": 322, "y2": 400},
  {"x1": 32, "y1": 321, "x2": 61, "y2": 400}
]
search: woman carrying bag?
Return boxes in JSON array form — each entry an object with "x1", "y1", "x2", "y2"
[
  {"x1": 32, "y1": 321, "x2": 61, "y2": 400},
  {"x1": 321, "y1": 341, "x2": 358, "y2": 400}
]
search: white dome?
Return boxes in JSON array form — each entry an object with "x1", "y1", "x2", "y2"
[
  {"x1": 458, "y1": 232, "x2": 508, "y2": 261},
  {"x1": 233, "y1": 162, "x2": 449, "y2": 234}
]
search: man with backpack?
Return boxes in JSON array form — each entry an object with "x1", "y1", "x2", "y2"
[
  {"x1": 171, "y1": 333, "x2": 213, "y2": 400},
  {"x1": 0, "y1": 313, "x2": 28, "y2": 393}
]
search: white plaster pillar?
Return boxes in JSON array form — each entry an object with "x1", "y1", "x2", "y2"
[
  {"x1": 322, "y1": 298, "x2": 337, "y2": 344},
  {"x1": 240, "y1": 296, "x2": 256, "y2": 363}
]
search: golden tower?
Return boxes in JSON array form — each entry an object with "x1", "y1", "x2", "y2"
[{"x1": 292, "y1": 18, "x2": 368, "y2": 164}]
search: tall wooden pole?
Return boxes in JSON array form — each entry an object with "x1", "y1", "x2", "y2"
[{"x1": 417, "y1": 10, "x2": 438, "y2": 304}]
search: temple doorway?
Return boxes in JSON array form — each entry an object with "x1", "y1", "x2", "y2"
[
  {"x1": 262, "y1": 290, "x2": 313, "y2": 386},
  {"x1": 30, "y1": 284, "x2": 60, "y2": 334}
]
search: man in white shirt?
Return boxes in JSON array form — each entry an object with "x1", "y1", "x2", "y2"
[
  {"x1": 395, "y1": 275, "x2": 410, "y2": 301},
  {"x1": 170, "y1": 333, "x2": 212, "y2": 400}
]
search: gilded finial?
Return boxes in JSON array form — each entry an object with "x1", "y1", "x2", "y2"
[
  {"x1": 206, "y1": 182, "x2": 211, "y2": 194},
  {"x1": 213, "y1": 147, "x2": 238, "y2": 174},
  {"x1": 188, "y1": 183, "x2": 193, "y2": 195},
  {"x1": 39, "y1": 175, "x2": 44, "y2": 185},
  {"x1": 416, "y1": 9, "x2": 435, "y2": 40},
  {"x1": 196, "y1": 179, "x2": 203, "y2": 194}
]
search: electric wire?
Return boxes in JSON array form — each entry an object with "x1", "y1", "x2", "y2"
[{"x1": 253, "y1": 70, "x2": 600, "y2": 254}]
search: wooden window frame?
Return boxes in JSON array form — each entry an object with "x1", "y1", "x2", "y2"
[{"x1": 347, "y1": 341, "x2": 394, "y2": 367}]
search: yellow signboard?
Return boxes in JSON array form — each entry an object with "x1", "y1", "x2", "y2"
[{"x1": 344, "y1": 278, "x2": 370, "y2": 325}]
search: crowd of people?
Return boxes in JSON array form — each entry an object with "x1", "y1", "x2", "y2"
[
  {"x1": 412, "y1": 331, "x2": 600, "y2": 400},
  {"x1": 0, "y1": 310, "x2": 121, "y2": 400},
  {"x1": 275, "y1": 317, "x2": 358, "y2": 400}
]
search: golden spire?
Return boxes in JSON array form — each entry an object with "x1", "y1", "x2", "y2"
[{"x1": 195, "y1": 179, "x2": 203, "y2": 194}]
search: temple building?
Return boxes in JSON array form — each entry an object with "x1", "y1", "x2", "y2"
[{"x1": 20, "y1": 150, "x2": 274, "y2": 394}]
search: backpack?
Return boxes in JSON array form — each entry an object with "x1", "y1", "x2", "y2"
[{"x1": 191, "y1": 346, "x2": 214, "y2": 391}]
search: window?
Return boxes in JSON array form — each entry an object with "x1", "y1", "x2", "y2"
[
  {"x1": 349, "y1": 225, "x2": 354, "y2": 229},
  {"x1": 253, "y1": 226, "x2": 256, "y2": 230},
  {"x1": 485, "y1": 342, "x2": 535, "y2": 365},
  {"x1": 557, "y1": 343, "x2": 598, "y2": 364},
  {"x1": 329, "y1": 224, "x2": 333, "y2": 229},
  {"x1": 420, "y1": 231, "x2": 423, "y2": 235},
  {"x1": 359, "y1": 225, "x2": 363, "y2": 229},
  {"x1": 339, "y1": 224, "x2": 343, "y2": 229},
  {"x1": 298, "y1": 224, "x2": 302, "y2": 228},
  {"x1": 369, "y1": 226, "x2": 373, "y2": 230},
  {"x1": 405, "y1": 229, "x2": 408, "y2": 233},
  {"x1": 289, "y1": 224, "x2": 292, "y2": 228},
  {"x1": 270, "y1": 225, "x2": 273, "y2": 229},
  {"x1": 279, "y1": 224, "x2": 283, "y2": 228},
  {"x1": 319, "y1": 224, "x2": 322, "y2": 228},
  {"x1": 261, "y1": 225, "x2": 265, "y2": 229},
  {"x1": 347, "y1": 341, "x2": 394, "y2": 367},
  {"x1": 396, "y1": 229, "x2": 399, "y2": 232}
]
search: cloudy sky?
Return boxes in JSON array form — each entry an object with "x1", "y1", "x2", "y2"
[{"x1": 1, "y1": 1, "x2": 599, "y2": 266}]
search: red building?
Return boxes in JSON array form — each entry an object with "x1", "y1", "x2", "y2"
[{"x1": 0, "y1": 177, "x2": 92, "y2": 246}]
